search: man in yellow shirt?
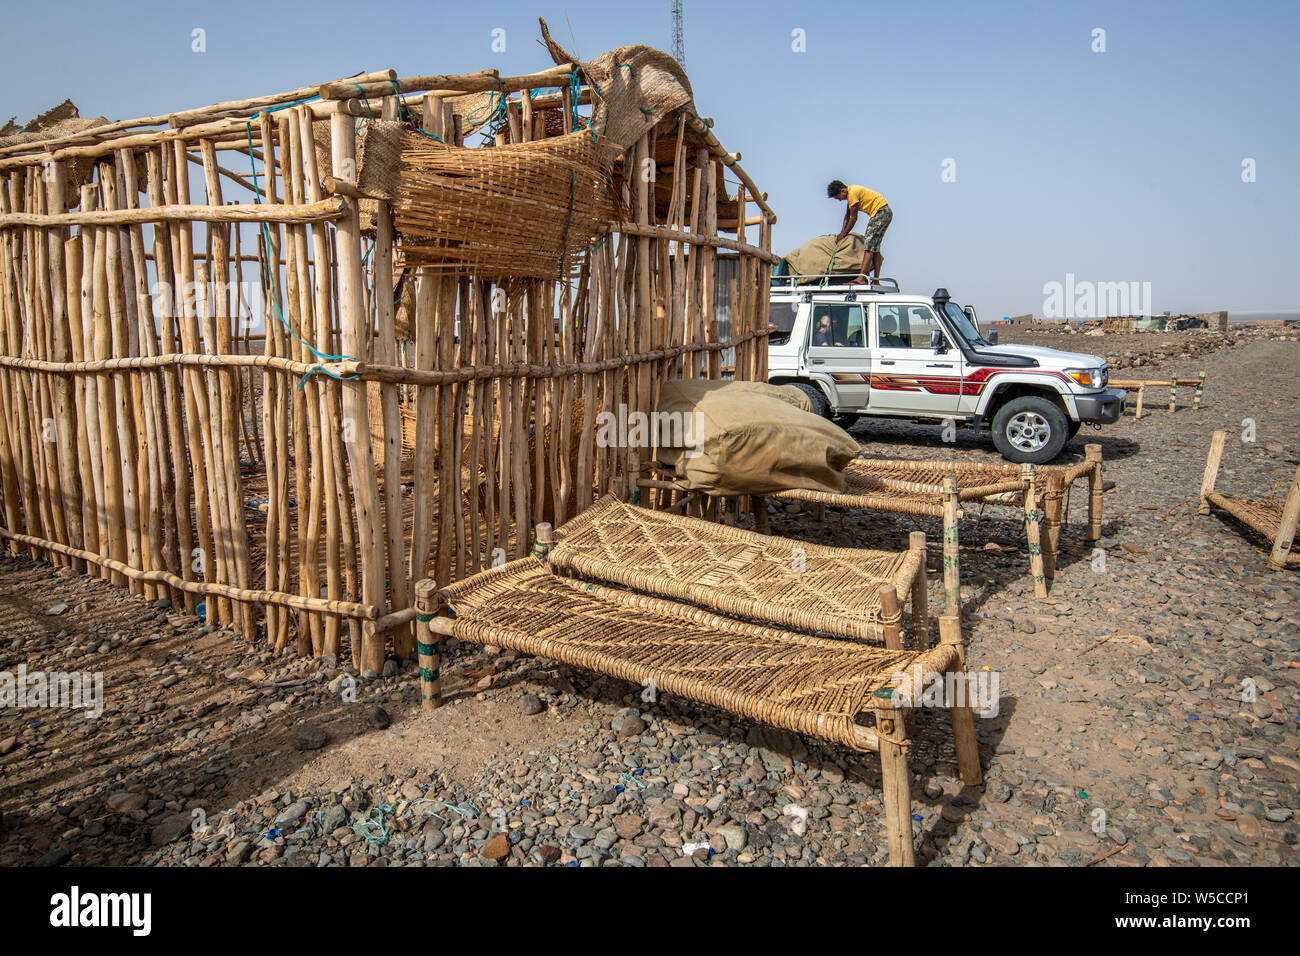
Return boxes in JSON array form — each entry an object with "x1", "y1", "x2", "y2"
[{"x1": 828, "y1": 180, "x2": 892, "y2": 284}]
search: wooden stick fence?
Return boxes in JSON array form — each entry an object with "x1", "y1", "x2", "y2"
[{"x1": 0, "y1": 61, "x2": 774, "y2": 664}]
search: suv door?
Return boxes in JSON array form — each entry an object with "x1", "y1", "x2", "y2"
[
  {"x1": 805, "y1": 300, "x2": 870, "y2": 410},
  {"x1": 868, "y1": 303, "x2": 964, "y2": 416}
]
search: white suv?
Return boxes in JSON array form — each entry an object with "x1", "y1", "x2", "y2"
[{"x1": 766, "y1": 278, "x2": 1126, "y2": 464}]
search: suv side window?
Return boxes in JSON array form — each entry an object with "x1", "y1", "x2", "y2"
[
  {"x1": 809, "y1": 304, "x2": 866, "y2": 349},
  {"x1": 877, "y1": 304, "x2": 946, "y2": 349},
  {"x1": 768, "y1": 301, "x2": 799, "y2": 346}
]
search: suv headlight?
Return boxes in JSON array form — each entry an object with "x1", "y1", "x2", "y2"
[{"x1": 1065, "y1": 367, "x2": 1102, "y2": 388}]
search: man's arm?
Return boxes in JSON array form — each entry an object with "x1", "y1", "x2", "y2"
[{"x1": 835, "y1": 207, "x2": 857, "y2": 243}]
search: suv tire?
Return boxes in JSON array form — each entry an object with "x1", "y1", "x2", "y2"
[
  {"x1": 991, "y1": 395, "x2": 1069, "y2": 464},
  {"x1": 833, "y1": 412, "x2": 862, "y2": 429},
  {"x1": 793, "y1": 382, "x2": 831, "y2": 419}
]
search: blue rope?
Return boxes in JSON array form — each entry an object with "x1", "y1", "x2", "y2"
[{"x1": 243, "y1": 115, "x2": 359, "y2": 387}]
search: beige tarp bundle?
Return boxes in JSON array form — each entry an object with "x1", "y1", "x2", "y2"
[
  {"x1": 783, "y1": 233, "x2": 867, "y2": 281},
  {"x1": 654, "y1": 380, "x2": 857, "y2": 496},
  {"x1": 538, "y1": 18, "x2": 695, "y2": 151}
]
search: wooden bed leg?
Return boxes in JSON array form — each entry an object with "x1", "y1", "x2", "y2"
[
  {"x1": 532, "y1": 522, "x2": 552, "y2": 560},
  {"x1": 1021, "y1": 464, "x2": 1048, "y2": 599},
  {"x1": 941, "y1": 477, "x2": 960, "y2": 616},
  {"x1": 723, "y1": 497, "x2": 738, "y2": 526},
  {"x1": 1268, "y1": 463, "x2": 1300, "y2": 571},
  {"x1": 414, "y1": 578, "x2": 443, "y2": 711},
  {"x1": 874, "y1": 687, "x2": 915, "y2": 867},
  {"x1": 880, "y1": 584, "x2": 903, "y2": 650},
  {"x1": 1041, "y1": 474, "x2": 1064, "y2": 581},
  {"x1": 940, "y1": 614, "x2": 982, "y2": 786},
  {"x1": 1085, "y1": 443, "x2": 1103, "y2": 542},
  {"x1": 908, "y1": 531, "x2": 928, "y2": 650},
  {"x1": 813, "y1": 502, "x2": 826, "y2": 523},
  {"x1": 754, "y1": 495, "x2": 770, "y2": 535},
  {"x1": 1194, "y1": 372, "x2": 1205, "y2": 411},
  {"x1": 628, "y1": 450, "x2": 641, "y2": 506},
  {"x1": 1134, "y1": 385, "x2": 1144, "y2": 420},
  {"x1": 1199, "y1": 430, "x2": 1226, "y2": 515}
]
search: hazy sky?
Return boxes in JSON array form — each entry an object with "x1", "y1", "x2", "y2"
[{"x1": 2, "y1": 0, "x2": 1295, "y2": 319}]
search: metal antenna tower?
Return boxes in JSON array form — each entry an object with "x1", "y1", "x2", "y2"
[{"x1": 671, "y1": 0, "x2": 685, "y2": 67}]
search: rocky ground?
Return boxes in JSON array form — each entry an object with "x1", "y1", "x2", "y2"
[{"x1": 1, "y1": 332, "x2": 1297, "y2": 867}]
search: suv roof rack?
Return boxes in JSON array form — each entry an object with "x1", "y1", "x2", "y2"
[{"x1": 771, "y1": 274, "x2": 901, "y2": 293}]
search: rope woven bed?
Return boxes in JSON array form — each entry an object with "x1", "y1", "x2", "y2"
[
  {"x1": 1200, "y1": 430, "x2": 1300, "y2": 570},
  {"x1": 413, "y1": 491, "x2": 983, "y2": 866},
  {"x1": 548, "y1": 496, "x2": 919, "y2": 643},
  {"x1": 763, "y1": 449, "x2": 1106, "y2": 597},
  {"x1": 435, "y1": 558, "x2": 955, "y2": 751}
]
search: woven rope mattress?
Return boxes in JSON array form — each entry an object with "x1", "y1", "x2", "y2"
[
  {"x1": 1205, "y1": 492, "x2": 1300, "y2": 565},
  {"x1": 548, "y1": 497, "x2": 918, "y2": 643},
  {"x1": 771, "y1": 456, "x2": 1092, "y2": 512},
  {"x1": 437, "y1": 559, "x2": 957, "y2": 750}
]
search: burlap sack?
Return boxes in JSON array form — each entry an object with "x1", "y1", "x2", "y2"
[
  {"x1": 539, "y1": 18, "x2": 695, "y2": 151},
  {"x1": 653, "y1": 379, "x2": 857, "y2": 496}
]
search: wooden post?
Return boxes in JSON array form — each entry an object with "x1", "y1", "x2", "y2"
[
  {"x1": 1041, "y1": 473, "x2": 1065, "y2": 581},
  {"x1": 1198, "y1": 430, "x2": 1226, "y2": 515},
  {"x1": 414, "y1": 578, "x2": 442, "y2": 711},
  {"x1": 941, "y1": 476, "x2": 960, "y2": 615},
  {"x1": 531, "y1": 522, "x2": 552, "y2": 561},
  {"x1": 908, "y1": 530, "x2": 928, "y2": 651},
  {"x1": 1168, "y1": 380, "x2": 1177, "y2": 413},
  {"x1": 1194, "y1": 372, "x2": 1204, "y2": 410},
  {"x1": 1134, "y1": 385, "x2": 1144, "y2": 420},
  {"x1": 628, "y1": 449, "x2": 641, "y2": 506},
  {"x1": 331, "y1": 109, "x2": 386, "y2": 675},
  {"x1": 1085, "y1": 443, "x2": 1103, "y2": 541},
  {"x1": 880, "y1": 584, "x2": 902, "y2": 651},
  {"x1": 1021, "y1": 464, "x2": 1047, "y2": 599},
  {"x1": 939, "y1": 614, "x2": 982, "y2": 786},
  {"x1": 873, "y1": 687, "x2": 914, "y2": 867},
  {"x1": 1268, "y1": 463, "x2": 1300, "y2": 571},
  {"x1": 753, "y1": 496, "x2": 770, "y2": 535}
]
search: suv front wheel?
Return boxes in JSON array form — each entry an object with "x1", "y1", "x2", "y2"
[
  {"x1": 990, "y1": 396, "x2": 1069, "y2": 464},
  {"x1": 793, "y1": 382, "x2": 831, "y2": 419}
]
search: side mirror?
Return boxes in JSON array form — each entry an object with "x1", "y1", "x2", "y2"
[
  {"x1": 987, "y1": 330, "x2": 999, "y2": 346},
  {"x1": 929, "y1": 329, "x2": 948, "y2": 352}
]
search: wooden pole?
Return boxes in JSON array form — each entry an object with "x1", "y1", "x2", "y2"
[
  {"x1": 941, "y1": 476, "x2": 960, "y2": 615},
  {"x1": 1021, "y1": 463, "x2": 1047, "y2": 599},
  {"x1": 1041, "y1": 473, "x2": 1065, "y2": 581},
  {"x1": 1268, "y1": 463, "x2": 1300, "y2": 571},
  {"x1": 1134, "y1": 385, "x2": 1144, "y2": 420},
  {"x1": 873, "y1": 687, "x2": 914, "y2": 867},
  {"x1": 908, "y1": 530, "x2": 928, "y2": 651},
  {"x1": 1194, "y1": 372, "x2": 1204, "y2": 410},
  {"x1": 1085, "y1": 443, "x2": 1103, "y2": 541},
  {"x1": 1199, "y1": 433, "x2": 1227, "y2": 515},
  {"x1": 330, "y1": 109, "x2": 386, "y2": 676},
  {"x1": 414, "y1": 578, "x2": 443, "y2": 710},
  {"x1": 880, "y1": 584, "x2": 902, "y2": 651},
  {"x1": 939, "y1": 614, "x2": 982, "y2": 786}
]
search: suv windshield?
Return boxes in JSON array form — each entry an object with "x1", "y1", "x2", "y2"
[
  {"x1": 768, "y1": 301, "x2": 799, "y2": 346},
  {"x1": 941, "y1": 301, "x2": 988, "y2": 346}
]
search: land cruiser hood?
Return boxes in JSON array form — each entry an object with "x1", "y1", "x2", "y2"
[{"x1": 973, "y1": 344, "x2": 1104, "y2": 368}]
